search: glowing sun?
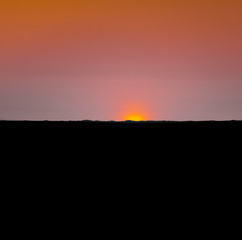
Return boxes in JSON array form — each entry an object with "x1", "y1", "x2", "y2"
[{"x1": 124, "y1": 114, "x2": 146, "y2": 121}]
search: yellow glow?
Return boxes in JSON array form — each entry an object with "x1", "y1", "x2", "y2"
[{"x1": 124, "y1": 114, "x2": 145, "y2": 121}]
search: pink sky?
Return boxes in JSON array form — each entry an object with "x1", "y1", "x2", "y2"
[{"x1": 0, "y1": 0, "x2": 242, "y2": 120}]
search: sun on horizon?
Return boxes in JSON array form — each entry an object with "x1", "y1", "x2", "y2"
[{"x1": 123, "y1": 114, "x2": 146, "y2": 121}]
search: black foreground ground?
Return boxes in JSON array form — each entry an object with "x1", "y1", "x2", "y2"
[
  {"x1": 1, "y1": 120, "x2": 241, "y2": 167},
  {"x1": 1, "y1": 120, "x2": 241, "y2": 151},
  {"x1": 1, "y1": 120, "x2": 241, "y2": 229}
]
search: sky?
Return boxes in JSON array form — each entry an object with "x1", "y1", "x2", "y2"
[{"x1": 0, "y1": 0, "x2": 242, "y2": 120}]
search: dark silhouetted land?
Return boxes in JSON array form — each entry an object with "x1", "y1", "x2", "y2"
[
  {"x1": 1, "y1": 120, "x2": 241, "y2": 146},
  {"x1": 1, "y1": 120, "x2": 241, "y2": 160},
  {"x1": 2, "y1": 120, "x2": 241, "y2": 215},
  {"x1": 1, "y1": 120, "x2": 241, "y2": 134}
]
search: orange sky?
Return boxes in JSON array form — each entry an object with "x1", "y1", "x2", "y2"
[{"x1": 0, "y1": 0, "x2": 242, "y2": 120}]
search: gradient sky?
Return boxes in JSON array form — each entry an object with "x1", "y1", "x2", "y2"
[{"x1": 0, "y1": 0, "x2": 242, "y2": 120}]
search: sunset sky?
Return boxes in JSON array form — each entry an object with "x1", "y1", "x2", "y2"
[{"x1": 0, "y1": 0, "x2": 242, "y2": 120}]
